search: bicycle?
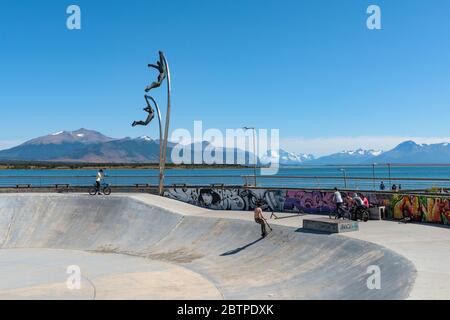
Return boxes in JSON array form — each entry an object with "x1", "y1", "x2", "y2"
[
  {"x1": 350, "y1": 205, "x2": 370, "y2": 222},
  {"x1": 329, "y1": 204, "x2": 352, "y2": 220},
  {"x1": 89, "y1": 182, "x2": 111, "y2": 196}
]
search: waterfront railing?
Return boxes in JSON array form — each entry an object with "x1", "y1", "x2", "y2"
[{"x1": 1, "y1": 174, "x2": 450, "y2": 191}]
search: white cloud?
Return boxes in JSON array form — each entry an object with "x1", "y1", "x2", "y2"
[
  {"x1": 281, "y1": 136, "x2": 450, "y2": 157},
  {"x1": 0, "y1": 140, "x2": 24, "y2": 151}
]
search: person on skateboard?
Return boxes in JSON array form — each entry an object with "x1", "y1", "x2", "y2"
[{"x1": 254, "y1": 202, "x2": 268, "y2": 237}]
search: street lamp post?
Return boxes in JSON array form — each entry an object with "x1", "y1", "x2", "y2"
[
  {"x1": 372, "y1": 163, "x2": 376, "y2": 191},
  {"x1": 388, "y1": 163, "x2": 392, "y2": 190},
  {"x1": 243, "y1": 127, "x2": 257, "y2": 187},
  {"x1": 340, "y1": 168, "x2": 347, "y2": 189}
]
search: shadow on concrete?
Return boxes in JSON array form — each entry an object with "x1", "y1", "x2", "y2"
[
  {"x1": 294, "y1": 227, "x2": 332, "y2": 235},
  {"x1": 220, "y1": 237, "x2": 265, "y2": 256},
  {"x1": 272, "y1": 213, "x2": 307, "y2": 220},
  {"x1": 395, "y1": 219, "x2": 450, "y2": 230}
]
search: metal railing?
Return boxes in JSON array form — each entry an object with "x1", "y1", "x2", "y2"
[
  {"x1": 1, "y1": 174, "x2": 450, "y2": 192},
  {"x1": 242, "y1": 175, "x2": 450, "y2": 191}
]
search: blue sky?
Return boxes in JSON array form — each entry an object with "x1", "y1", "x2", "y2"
[{"x1": 1, "y1": 0, "x2": 450, "y2": 155}]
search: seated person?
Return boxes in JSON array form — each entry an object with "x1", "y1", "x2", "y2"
[
  {"x1": 401, "y1": 208, "x2": 411, "y2": 223},
  {"x1": 352, "y1": 193, "x2": 366, "y2": 211},
  {"x1": 361, "y1": 194, "x2": 370, "y2": 208}
]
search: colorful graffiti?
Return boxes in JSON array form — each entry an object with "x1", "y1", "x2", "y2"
[
  {"x1": 391, "y1": 194, "x2": 450, "y2": 224},
  {"x1": 164, "y1": 187, "x2": 450, "y2": 225},
  {"x1": 283, "y1": 190, "x2": 335, "y2": 213},
  {"x1": 164, "y1": 188, "x2": 285, "y2": 211},
  {"x1": 165, "y1": 188, "x2": 373, "y2": 214}
]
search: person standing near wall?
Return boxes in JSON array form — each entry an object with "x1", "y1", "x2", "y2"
[
  {"x1": 333, "y1": 187, "x2": 344, "y2": 218},
  {"x1": 254, "y1": 202, "x2": 267, "y2": 238}
]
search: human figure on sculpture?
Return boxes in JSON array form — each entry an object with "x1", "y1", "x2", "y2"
[
  {"x1": 132, "y1": 95, "x2": 156, "y2": 127},
  {"x1": 145, "y1": 51, "x2": 167, "y2": 92}
]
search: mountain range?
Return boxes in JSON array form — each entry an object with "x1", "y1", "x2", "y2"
[
  {"x1": 0, "y1": 129, "x2": 449, "y2": 165},
  {"x1": 281, "y1": 142, "x2": 450, "y2": 165},
  {"x1": 362, "y1": 141, "x2": 450, "y2": 164},
  {"x1": 282, "y1": 142, "x2": 450, "y2": 165},
  {"x1": 0, "y1": 129, "x2": 166, "y2": 163},
  {"x1": 0, "y1": 129, "x2": 252, "y2": 164},
  {"x1": 302, "y1": 149, "x2": 383, "y2": 165}
]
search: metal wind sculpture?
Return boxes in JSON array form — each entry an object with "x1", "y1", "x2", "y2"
[{"x1": 132, "y1": 51, "x2": 171, "y2": 196}]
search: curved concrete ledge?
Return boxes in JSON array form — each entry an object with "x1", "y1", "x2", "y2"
[
  {"x1": 130, "y1": 194, "x2": 450, "y2": 299},
  {"x1": 0, "y1": 193, "x2": 419, "y2": 299}
]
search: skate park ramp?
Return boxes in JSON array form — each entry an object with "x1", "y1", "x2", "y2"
[{"x1": 0, "y1": 194, "x2": 416, "y2": 299}]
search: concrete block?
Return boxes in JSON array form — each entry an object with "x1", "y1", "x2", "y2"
[
  {"x1": 369, "y1": 206, "x2": 385, "y2": 220},
  {"x1": 303, "y1": 218, "x2": 359, "y2": 233}
]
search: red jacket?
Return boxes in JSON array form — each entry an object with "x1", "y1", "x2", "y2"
[{"x1": 363, "y1": 198, "x2": 369, "y2": 208}]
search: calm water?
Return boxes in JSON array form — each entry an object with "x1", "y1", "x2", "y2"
[{"x1": 1, "y1": 166, "x2": 450, "y2": 190}]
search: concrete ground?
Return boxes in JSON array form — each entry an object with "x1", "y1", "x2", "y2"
[
  {"x1": 0, "y1": 248, "x2": 221, "y2": 299},
  {"x1": 130, "y1": 194, "x2": 450, "y2": 300},
  {"x1": 211, "y1": 212, "x2": 450, "y2": 300},
  {"x1": 0, "y1": 193, "x2": 448, "y2": 299}
]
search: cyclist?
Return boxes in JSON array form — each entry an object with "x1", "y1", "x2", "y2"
[
  {"x1": 351, "y1": 193, "x2": 367, "y2": 219},
  {"x1": 352, "y1": 193, "x2": 365, "y2": 207},
  {"x1": 96, "y1": 169, "x2": 105, "y2": 195}
]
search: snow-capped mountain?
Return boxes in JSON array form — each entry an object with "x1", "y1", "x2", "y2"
[
  {"x1": 180, "y1": 141, "x2": 255, "y2": 165},
  {"x1": 260, "y1": 149, "x2": 315, "y2": 165},
  {"x1": 365, "y1": 141, "x2": 450, "y2": 164},
  {"x1": 1, "y1": 130, "x2": 450, "y2": 164},
  {"x1": 307, "y1": 149, "x2": 383, "y2": 165},
  {"x1": 341, "y1": 149, "x2": 383, "y2": 157},
  {"x1": 0, "y1": 129, "x2": 162, "y2": 163},
  {"x1": 23, "y1": 128, "x2": 114, "y2": 145},
  {"x1": 0, "y1": 131, "x2": 250, "y2": 164},
  {"x1": 139, "y1": 135, "x2": 154, "y2": 142},
  {"x1": 309, "y1": 142, "x2": 450, "y2": 165}
]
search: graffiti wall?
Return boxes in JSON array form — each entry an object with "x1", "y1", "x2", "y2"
[
  {"x1": 164, "y1": 187, "x2": 450, "y2": 226},
  {"x1": 165, "y1": 188, "x2": 381, "y2": 214},
  {"x1": 390, "y1": 194, "x2": 450, "y2": 224},
  {"x1": 164, "y1": 188, "x2": 285, "y2": 212}
]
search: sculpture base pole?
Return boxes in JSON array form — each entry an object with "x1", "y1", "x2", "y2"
[
  {"x1": 158, "y1": 172, "x2": 164, "y2": 196},
  {"x1": 159, "y1": 54, "x2": 171, "y2": 197}
]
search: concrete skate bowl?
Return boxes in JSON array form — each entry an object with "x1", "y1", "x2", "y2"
[{"x1": 0, "y1": 194, "x2": 416, "y2": 300}]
